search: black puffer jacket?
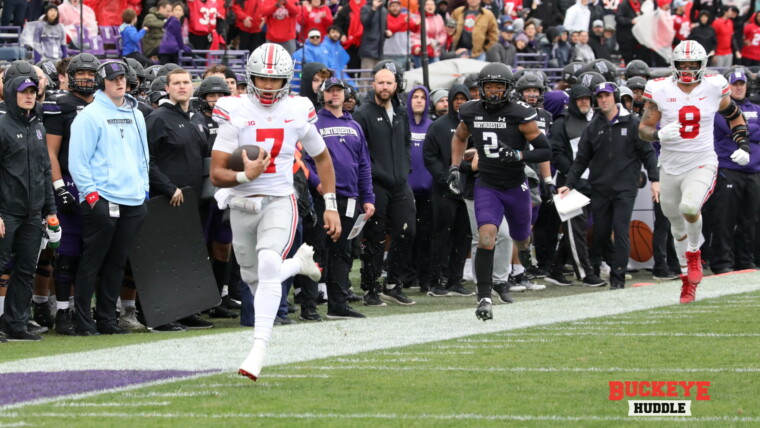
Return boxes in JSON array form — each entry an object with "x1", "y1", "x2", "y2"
[
  {"x1": 0, "y1": 76, "x2": 55, "y2": 217},
  {"x1": 353, "y1": 92, "x2": 411, "y2": 189}
]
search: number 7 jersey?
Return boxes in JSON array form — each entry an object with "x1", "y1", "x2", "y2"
[
  {"x1": 212, "y1": 94, "x2": 326, "y2": 197},
  {"x1": 644, "y1": 74, "x2": 729, "y2": 175}
]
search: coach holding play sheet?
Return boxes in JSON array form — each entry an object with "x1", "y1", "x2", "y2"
[
  {"x1": 69, "y1": 60, "x2": 150, "y2": 336},
  {"x1": 558, "y1": 82, "x2": 658, "y2": 290}
]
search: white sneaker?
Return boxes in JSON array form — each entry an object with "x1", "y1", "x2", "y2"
[
  {"x1": 293, "y1": 244, "x2": 321, "y2": 281},
  {"x1": 524, "y1": 282, "x2": 546, "y2": 291},
  {"x1": 118, "y1": 307, "x2": 145, "y2": 331}
]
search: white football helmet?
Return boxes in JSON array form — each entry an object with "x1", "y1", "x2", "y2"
[
  {"x1": 671, "y1": 40, "x2": 708, "y2": 84},
  {"x1": 246, "y1": 43, "x2": 294, "y2": 106}
]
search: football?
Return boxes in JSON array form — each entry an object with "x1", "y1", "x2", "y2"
[{"x1": 228, "y1": 145, "x2": 267, "y2": 172}]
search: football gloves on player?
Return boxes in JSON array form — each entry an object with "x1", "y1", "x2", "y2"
[
  {"x1": 447, "y1": 165, "x2": 463, "y2": 195},
  {"x1": 657, "y1": 122, "x2": 682, "y2": 143},
  {"x1": 55, "y1": 187, "x2": 77, "y2": 215},
  {"x1": 497, "y1": 146, "x2": 522, "y2": 162}
]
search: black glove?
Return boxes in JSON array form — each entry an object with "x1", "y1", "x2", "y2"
[
  {"x1": 447, "y1": 165, "x2": 462, "y2": 195},
  {"x1": 541, "y1": 181, "x2": 557, "y2": 204},
  {"x1": 497, "y1": 146, "x2": 521, "y2": 162},
  {"x1": 55, "y1": 187, "x2": 77, "y2": 215}
]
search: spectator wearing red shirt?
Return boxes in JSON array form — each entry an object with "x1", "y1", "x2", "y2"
[
  {"x1": 297, "y1": 0, "x2": 334, "y2": 42},
  {"x1": 672, "y1": 0, "x2": 691, "y2": 43},
  {"x1": 187, "y1": 0, "x2": 223, "y2": 50},
  {"x1": 259, "y1": 0, "x2": 300, "y2": 54},
  {"x1": 712, "y1": 6, "x2": 739, "y2": 67},
  {"x1": 742, "y1": 12, "x2": 760, "y2": 65},
  {"x1": 233, "y1": 0, "x2": 266, "y2": 53},
  {"x1": 384, "y1": 0, "x2": 420, "y2": 70}
]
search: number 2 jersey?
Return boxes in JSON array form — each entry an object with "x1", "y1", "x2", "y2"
[
  {"x1": 458, "y1": 99, "x2": 548, "y2": 189},
  {"x1": 644, "y1": 74, "x2": 729, "y2": 175},
  {"x1": 212, "y1": 94, "x2": 326, "y2": 197}
]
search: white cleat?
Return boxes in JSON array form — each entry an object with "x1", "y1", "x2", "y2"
[
  {"x1": 239, "y1": 345, "x2": 267, "y2": 382},
  {"x1": 293, "y1": 243, "x2": 322, "y2": 281}
]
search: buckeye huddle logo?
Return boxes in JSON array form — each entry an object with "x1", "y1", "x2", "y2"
[{"x1": 609, "y1": 381, "x2": 711, "y2": 416}]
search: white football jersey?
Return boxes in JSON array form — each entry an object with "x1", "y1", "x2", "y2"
[
  {"x1": 212, "y1": 94, "x2": 326, "y2": 196},
  {"x1": 644, "y1": 74, "x2": 729, "y2": 175}
]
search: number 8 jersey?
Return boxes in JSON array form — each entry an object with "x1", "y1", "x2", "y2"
[
  {"x1": 458, "y1": 99, "x2": 538, "y2": 189},
  {"x1": 212, "y1": 94, "x2": 326, "y2": 197},
  {"x1": 644, "y1": 74, "x2": 729, "y2": 175}
]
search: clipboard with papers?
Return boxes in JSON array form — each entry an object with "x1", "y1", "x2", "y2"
[{"x1": 552, "y1": 189, "x2": 591, "y2": 222}]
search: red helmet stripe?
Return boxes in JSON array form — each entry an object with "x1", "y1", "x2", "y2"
[
  {"x1": 266, "y1": 44, "x2": 276, "y2": 68},
  {"x1": 685, "y1": 41, "x2": 691, "y2": 58}
]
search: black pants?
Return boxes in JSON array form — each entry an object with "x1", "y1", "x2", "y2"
[
  {"x1": 0, "y1": 214, "x2": 43, "y2": 334},
  {"x1": 411, "y1": 192, "x2": 433, "y2": 286},
  {"x1": 533, "y1": 200, "x2": 561, "y2": 271},
  {"x1": 360, "y1": 183, "x2": 416, "y2": 290},
  {"x1": 239, "y1": 31, "x2": 266, "y2": 54},
  {"x1": 74, "y1": 200, "x2": 148, "y2": 328},
  {"x1": 323, "y1": 197, "x2": 360, "y2": 311},
  {"x1": 429, "y1": 188, "x2": 470, "y2": 287},
  {"x1": 158, "y1": 53, "x2": 179, "y2": 65},
  {"x1": 708, "y1": 169, "x2": 760, "y2": 270},
  {"x1": 189, "y1": 33, "x2": 211, "y2": 50},
  {"x1": 652, "y1": 200, "x2": 679, "y2": 274},
  {"x1": 293, "y1": 189, "x2": 323, "y2": 312},
  {"x1": 552, "y1": 207, "x2": 594, "y2": 280},
  {"x1": 125, "y1": 51, "x2": 154, "y2": 68},
  {"x1": 590, "y1": 191, "x2": 637, "y2": 287}
]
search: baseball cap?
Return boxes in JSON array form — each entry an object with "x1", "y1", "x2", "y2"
[
  {"x1": 729, "y1": 70, "x2": 747, "y2": 84},
  {"x1": 592, "y1": 20, "x2": 604, "y2": 28},
  {"x1": 16, "y1": 77, "x2": 38, "y2": 92},
  {"x1": 308, "y1": 29, "x2": 321, "y2": 39},
  {"x1": 446, "y1": 18, "x2": 456, "y2": 28},
  {"x1": 102, "y1": 61, "x2": 127, "y2": 80},
  {"x1": 503, "y1": 23, "x2": 515, "y2": 32},
  {"x1": 322, "y1": 77, "x2": 346, "y2": 91},
  {"x1": 594, "y1": 82, "x2": 617, "y2": 95}
]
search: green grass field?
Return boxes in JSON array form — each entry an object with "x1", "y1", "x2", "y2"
[{"x1": 1, "y1": 270, "x2": 760, "y2": 427}]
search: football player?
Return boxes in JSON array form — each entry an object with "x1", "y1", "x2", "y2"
[
  {"x1": 210, "y1": 43, "x2": 341, "y2": 381},
  {"x1": 448, "y1": 63, "x2": 552, "y2": 321},
  {"x1": 639, "y1": 40, "x2": 750, "y2": 304}
]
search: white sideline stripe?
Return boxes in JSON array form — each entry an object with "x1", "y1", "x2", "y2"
[
  {"x1": 2, "y1": 274, "x2": 757, "y2": 375},
  {"x1": 505, "y1": 332, "x2": 760, "y2": 337},
  {"x1": 2, "y1": 412, "x2": 760, "y2": 423},
  {"x1": 0, "y1": 272, "x2": 758, "y2": 413},
  {"x1": 0, "y1": 423, "x2": 31, "y2": 427},
  {"x1": 381, "y1": 351, "x2": 474, "y2": 355},
  {"x1": 121, "y1": 392, "x2": 221, "y2": 398},
  {"x1": 53, "y1": 402, "x2": 170, "y2": 407},
  {"x1": 331, "y1": 357, "x2": 430, "y2": 363},
  {"x1": 288, "y1": 365, "x2": 760, "y2": 373}
]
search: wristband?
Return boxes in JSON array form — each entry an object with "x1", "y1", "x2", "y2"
[
  {"x1": 543, "y1": 177, "x2": 554, "y2": 185},
  {"x1": 53, "y1": 179, "x2": 65, "y2": 190},
  {"x1": 236, "y1": 171, "x2": 251, "y2": 184},
  {"x1": 85, "y1": 192, "x2": 99, "y2": 205},
  {"x1": 324, "y1": 193, "x2": 338, "y2": 211}
]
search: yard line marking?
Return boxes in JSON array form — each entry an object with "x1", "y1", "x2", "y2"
[
  {"x1": 288, "y1": 365, "x2": 760, "y2": 373},
  {"x1": 380, "y1": 351, "x2": 474, "y2": 355},
  {"x1": 331, "y1": 358, "x2": 430, "y2": 363},
  {"x1": 121, "y1": 391, "x2": 221, "y2": 398},
  {"x1": 52, "y1": 402, "x2": 170, "y2": 407},
  {"x1": 504, "y1": 332, "x2": 760, "y2": 337},
  {"x1": 0, "y1": 272, "x2": 759, "y2": 411},
  {"x1": 0, "y1": 423, "x2": 31, "y2": 427},
  {"x1": 3, "y1": 412, "x2": 760, "y2": 423},
  {"x1": 264, "y1": 374, "x2": 330, "y2": 379}
]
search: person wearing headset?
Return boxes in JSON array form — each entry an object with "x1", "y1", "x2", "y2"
[
  {"x1": 68, "y1": 60, "x2": 150, "y2": 336},
  {"x1": 557, "y1": 82, "x2": 659, "y2": 290}
]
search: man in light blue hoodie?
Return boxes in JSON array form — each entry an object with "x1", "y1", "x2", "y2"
[{"x1": 69, "y1": 60, "x2": 150, "y2": 336}]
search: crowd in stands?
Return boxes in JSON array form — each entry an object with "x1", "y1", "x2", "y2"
[{"x1": 1, "y1": 0, "x2": 760, "y2": 342}]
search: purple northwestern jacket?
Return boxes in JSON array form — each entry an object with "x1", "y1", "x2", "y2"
[
  {"x1": 306, "y1": 108, "x2": 376, "y2": 205},
  {"x1": 713, "y1": 97, "x2": 760, "y2": 173},
  {"x1": 407, "y1": 85, "x2": 433, "y2": 195}
]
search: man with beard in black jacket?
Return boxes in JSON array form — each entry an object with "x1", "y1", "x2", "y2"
[
  {"x1": 423, "y1": 84, "x2": 473, "y2": 297},
  {"x1": 352, "y1": 64, "x2": 416, "y2": 307},
  {"x1": 0, "y1": 76, "x2": 58, "y2": 341}
]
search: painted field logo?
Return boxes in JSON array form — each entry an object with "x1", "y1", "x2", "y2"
[{"x1": 608, "y1": 381, "x2": 711, "y2": 417}]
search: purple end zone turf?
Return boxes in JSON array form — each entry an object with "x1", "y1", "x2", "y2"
[{"x1": 0, "y1": 369, "x2": 212, "y2": 406}]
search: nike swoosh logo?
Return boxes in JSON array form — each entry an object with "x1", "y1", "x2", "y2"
[
  {"x1": 699, "y1": 97, "x2": 706, "y2": 100},
  {"x1": 285, "y1": 119, "x2": 295, "y2": 123}
]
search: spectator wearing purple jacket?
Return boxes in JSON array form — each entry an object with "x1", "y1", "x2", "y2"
[
  {"x1": 306, "y1": 78, "x2": 375, "y2": 319},
  {"x1": 406, "y1": 85, "x2": 435, "y2": 291},
  {"x1": 158, "y1": 2, "x2": 191, "y2": 65},
  {"x1": 705, "y1": 70, "x2": 760, "y2": 273}
]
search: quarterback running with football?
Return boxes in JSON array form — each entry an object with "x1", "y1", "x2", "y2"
[
  {"x1": 210, "y1": 43, "x2": 341, "y2": 381},
  {"x1": 639, "y1": 40, "x2": 750, "y2": 304}
]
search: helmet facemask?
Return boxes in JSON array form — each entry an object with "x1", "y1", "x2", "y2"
[
  {"x1": 673, "y1": 60, "x2": 706, "y2": 84},
  {"x1": 478, "y1": 80, "x2": 510, "y2": 110}
]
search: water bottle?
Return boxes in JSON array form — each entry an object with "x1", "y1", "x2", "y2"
[{"x1": 47, "y1": 217, "x2": 60, "y2": 250}]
